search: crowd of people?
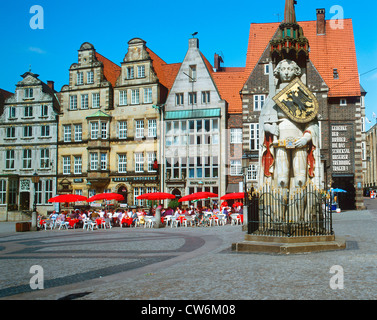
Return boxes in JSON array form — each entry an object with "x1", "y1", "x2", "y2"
[{"x1": 37, "y1": 202, "x2": 244, "y2": 230}]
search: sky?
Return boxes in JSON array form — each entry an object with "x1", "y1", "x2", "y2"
[{"x1": 1, "y1": 0, "x2": 376, "y2": 130}]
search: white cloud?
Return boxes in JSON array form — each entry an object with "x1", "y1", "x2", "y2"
[{"x1": 28, "y1": 47, "x2": 46, "y2": 54}]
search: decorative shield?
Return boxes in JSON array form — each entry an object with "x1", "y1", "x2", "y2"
[{"x1": 272, "y1": 77, "x2": 319, "y2": 124}]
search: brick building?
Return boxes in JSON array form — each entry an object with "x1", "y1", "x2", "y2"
[{"x1": 241, "y1": 3, "x2": 365, "y2": 210}]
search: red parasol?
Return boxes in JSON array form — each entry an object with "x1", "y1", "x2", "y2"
[
  {"x1": 220, "y1": 192, "x2": 245, "y2": 200},
  {"x1": 137, "y1": 192, "x2": 175, "y2": 201},
  {"x1": 178, "y1": 191, "x2": 218, "y2": 202},
  {"x1": 48, "y1": 194, "x2": 88, "y2": 203},
  {"x1": 233, "y1": 201, "x2": 243, "y2": 207},
  {"x1": 87, "y1": 193, "x2": 124, "y2": 202}
]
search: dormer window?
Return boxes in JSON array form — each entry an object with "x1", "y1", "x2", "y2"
[
  {"x1": 333, "y1": 68, "x2": 339, "y2": 79},
  {"x1": 77, "y1": 72, "x2": 83, "y2": 85},
  {"x1": 189, "y1": 65, "x2": 197, "y2": 81},
  {"x1": 127, "y1": 67, "x2": 134, "y2": 79},
  {"x1": 137, "y1": 65, "x2": 145, "y2": 78},
  {"x1": 87, "y1": 71, "x2": 94, "y2": 84}
]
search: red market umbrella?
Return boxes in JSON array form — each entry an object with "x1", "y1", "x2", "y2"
[
  {"x1": 233, "y1": 201, "x2": 243, "y2": 207},
  {"x1": 137, "y1": 192, "x2": 175, "y2": 201},
  {"x1": 220, "y1": 192, "x2": 245, "y2": 200},
  {"x1": 87, "y1": 193, "x2": 124, "y2": 202},
  {"x1": 178, "y1": 191, "x2": 218, "y2": 202},
  {"x1": 48, "y1": 194, "x2": 88, "y2": 203}
]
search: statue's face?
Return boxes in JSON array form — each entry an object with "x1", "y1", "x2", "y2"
[{"x1": 278, "y1": 61, "x2": 297, "y2": 82}]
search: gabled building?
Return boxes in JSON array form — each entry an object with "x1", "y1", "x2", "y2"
[
  {"x1": 112, "y1": 38, "x2": 180, "y2": 206},
  {"x1": 162, "y1": 37, "x2": 227, "y2": 205},
  {"x1": 0, "y1": 72, "x2": 59, "y2": 220},
  {"x1": 241, "y1": 2, "x2": 365, "y2": 210},
  {"x1": 58, "y1": 42, "x2": 121, "y2": 200}
]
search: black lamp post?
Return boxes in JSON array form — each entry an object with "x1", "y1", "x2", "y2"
[
  {"x1": 31, "y1": 172, "x2": 40, "y2": 231},
  {"x1": 242, "y1": 155, "x2": 249, "y2": 230}
]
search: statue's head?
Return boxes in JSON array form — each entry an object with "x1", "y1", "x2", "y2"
[{"x1": 274, "y1": 59, "x2": 301, "y2": 83}]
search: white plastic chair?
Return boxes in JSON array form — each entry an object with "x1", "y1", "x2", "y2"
[
  {"x1": 185, "y1": 215, "x2": 195, "y2": 227},
  {"x1": 82, "y1": 219, "x2": 91, "y2": 230},
  {"x1": 209, "y1": 215, "x2": 219, "y2": 226},
  {"x1": 217, "y1": 214, "x2": 227, "y2": 226},
  {"x1": 57, "y1": 220, "x2": 69, "y2": 230},
  {"x1": 230, "y1": 214, "x2": 241, "y2": 225},
  {"x1": 164, "y1": 215, "x2": 172, "y2": 226},
  {"x1": 144, "y1": 216, "x2": 155, "y2": 228},
  {"x1": 103, "y1": 218, "x2": 112, "y2": 229},
  {"x1": 170, "y1": 216, "x2": 179, "y2": 228}
]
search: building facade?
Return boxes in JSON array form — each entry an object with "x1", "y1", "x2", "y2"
[
  {"x1": 0, "y1": 72, "x2": 59, "y2": 220},
  {"x1": 162, "y1": 38, "x2": 227, "y2": 206},
  {"x1": 364, "y1": 122, "x2": 377, "y2": 192}
]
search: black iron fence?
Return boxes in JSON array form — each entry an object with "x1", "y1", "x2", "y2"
[{"x1": 248, "y1": 182, "x2": 333, "y2": 237}]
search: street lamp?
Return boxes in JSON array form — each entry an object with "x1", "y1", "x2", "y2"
[{"x1": 31, "y1": 172, "x2": 40, "y2": 231}]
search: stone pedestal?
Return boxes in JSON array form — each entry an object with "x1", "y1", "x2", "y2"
[{"x1": 232, "y1": 234, "x2": 346, "y2": 254}]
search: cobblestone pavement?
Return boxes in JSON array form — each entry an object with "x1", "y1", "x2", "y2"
[{"x1": 1, "y1": 198, "x2": 377, "y2": 300}]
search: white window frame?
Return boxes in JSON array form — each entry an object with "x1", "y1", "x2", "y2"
[
  {"x1": 135, "y1": 153, "x2": 144, "y2": 172},
  {"x1": 23, "y1": 126, "x2": 33, "y2": 137},
  {"x1": 340, "y1": 98, "x2": 347, "y2": 106},
  {"x1": 247, "y1": 164, "x2": 258, "y2": 181},
  {"x1": 100, "y1": 153, "x2": 107, "y2": 170},
  {"x1": 63, "y1": 125, "x2": 71, "y2": 142},
  {"x1": 0, "y1": 180, "x2": 7, "y2": 204},
  {"x1": 176, "y1": 93, "x2": 184, "y2": 106},
  {"x1": 63, "y1": 156, "x2": 71, "y2": 174},
  {"x1": 137, "y1": 65, "x2": 145, "y2": 78},
  {"x1": 253, "y1": 94, "x2": 265, "y2": 111},
  {"x1": 135, "y1": 120, "x2": 144, "y2": 138},
  {"x1": 127, "y1": 67, "x2": 134, "y2": 79},
  {"x1": 25, "y1": 88, "x2": 33, "y2": 98},
  {"x1": 148, "y1": 152, "x2": 157, "y2": 172},
  {"x1": 118, "y1": 154, "x2": 127, "y2": 173},
  {"x1": 74, "y1": 156, "x2": 82, "y2": 174},
  {"x1": 74, "y1": 124, "x2": 82, "y2": 142},
  {"x1": 92, "y1": 93, "x2": 100, "y2": 108},
  {"x1": 144, "y1": 87, "x2": 152, "y2": 103},
  {"x1": 70, "y1": 95, "x2": 77, "y2": 110},
  {"x1": 77, "y1": 72, "x2": 83, "y2": 85},
  {"x1": 5, "y1": 150, "x2": 15, "y2": 169},
  {"x1": 90, "y1": 122, "x2": 99, "y2": 140},
  {"x1": 119, "y1": 90, "x2": 127, "y2": 105},
  {"x1": 119, "y1": 121, "x2": 127, "y2": 139},
  {"x1": 81, "y1": 94, "x2": 88, "y2": 109},
  {"x1": 249, "y1": 123, "x2": 260, "y2": 151},
  {"x1": 148, "y1": 119, "x2": 157, "y2": 137},
  {"x1": 87, "y1": 71, "x2": 94, "y2": 84},
  {"x1": 230, "y1": 128, "x2": 242, "y2": 144},
  {"x1": 90, "y1": 153, "x2": 98, "y2": 170},
  {"x1": 23, "y1": 149, "x2": 32, "y2": 169},
  {"x1": 131, "y1": 89, "x2": 140, "y2": 105},
  {"x1": 41, "y1": 125, "x2": 50, "y2": 137},
  {"x1": 24, "y1": 106, "x2": 33, "y2": 117},
  {"x1": 40, "y1": 148, "x2": 50, "y2": 169},
  {"x1": 101, "y1": 122, "x2": 108, "y2": 139},
  {"x1": 230, "y1": 160, "x2": 242, "y2": 176},
  {"x1": 202, "y1": 91, "x2": 210, "y2": 103}
]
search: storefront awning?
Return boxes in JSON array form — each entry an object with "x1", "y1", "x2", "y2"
[{"x1": 164, "y1": 108, "x2": 220, "y2": 120}]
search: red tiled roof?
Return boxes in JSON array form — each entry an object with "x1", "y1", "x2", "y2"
[
  {"x1": 0, "y1": 88, "x2": 13, "y2": 99},
  {"x1": 146, "y1": 48, "x2": 181, "y2": 90},
  {"x1": 212, "y1": 69, "x2": 245, "y2": 114},
  {"x1": 245, "y1": 19, "x2": 361, "y2": 98},
  {"x1": 95, "y1": 52, "x2": 121, "y2": 87}
]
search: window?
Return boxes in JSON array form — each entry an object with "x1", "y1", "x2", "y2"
[
  {"x1": 340, "y1": 99, "x2": 347, "y2": 106},
  {"x1": 6, "y1": 127, "x2": 15, "y2": 138},
  {"x1": 119, "y1": 121, "x2": 127, "y2": 139},
  {"x1": 202, "y1": 91, "x2": 210, "y2": 103},
  {"x1": 118, "y1": 154, "x2": 127, "y2": 173},
  {"x1": 148, "y1": 152, "x2": 157, "y2": 172},
  {"x1": 119, "y1": 90, "x2": 127, "y2": 105},
  {"x1": 127, "y1": 67, "x2": 134, "y2": 79},
  {"x1": 131, "y1": 89, "x2": 139, "y2": 104},
  {"x1": 63, "y1": 156, "x2": 71, "y2": 174},
  {"x1": 247, "y1": 164, "x2": 258, "y2": 180},
  {"x1": 254, "y1": 95, "x2": 265, "y2": 111},
  {"x1": 189, "y1": 65, "x2": 197, "y2": 81},
  {"x1": 74, "y1": 156, "x2": 82, "y2": 174},
  {"x1": 87, "y1": 71, "x2": 94, "y2": 84},
  {"x1": 35, "y1": 181, "x2": 42, "y2": 204},
  {"x1": 100, "y1": 153, "x2": 107, "y2": 170},
  {"x1": 250, "y1": 124, "x2": 260, "y2": 150},
  {"x1": 189, "y1": 92, "x2": 197, "y2": 105},
  {"x1": 230, "y1": 160, "x2": 242, "y2": 176},
  {"x1": 77, "y1": 72, "x2": 83, "y2": 85},
  {"x1": 230, "y1": 128, "x2": 242, "y2": 144},
  {"x1": 134, "y1": 187, "x2": 144, "y2": 206},
  {"x1": 135, "y1": 120, "x2": 144, "y2": 138},
  {"x1": 74, "y1": 124, "x2": 82, "y2": 141},
  {"x1": 135, "y1": 153, "x2": 144, "y2": 172},
  {"x1": 70, "y1": 95, "x2": 77, "y2": 110},
  {"x1": 90, "y1": 122, "x2": 99, "y2": 139},
  {"x1": 41, "y1": 105, "x2": 48, "y2": 117},
  {"x1": 9, "y1": 107, "x2": 16, "y2": 118},
  {"x1": 92, "y1": 93, "x2": 100, "y2": 108},
  {"x1": 45, "y1": 180, "x2": 53, "y2": 203},
  {"x1": 90, "y1": 153, "x2": 98, "y2": 170},
  {"x1": 176, "y1": 93, "x2": 184, "y2": 106},
  {"x1": 23, "y1": 126, "x2": 33, "y2": 138},
  {"x1": 63, "y1": 125, "x2": 71, "y2": 142},
  {"x1": 6, "y1": 150, "x2": 15, "y2": 169},
  {"x1": 101, "y1": 122, "x2": 108, "y2": 139},
  {"x1": 24, "y1": 106, "x2": 33, "y2": 117},
  {"x1": 0, "y1": 180, "x2": 6, "y2": 204},
  {"x1": 264, "y1": 64, "x2": 270, "y2": 75},
  {"x1": 137, "y1": 65, "x2": 145, "y2": 78},
  {"x1": 40, "y1": 149, "x2": 50, "y2": 168},
  {"x1": 144, "y1": 87, "x2": 152, "y2": 103},
  {"x1": 25, "y1": 88, "x2": 33, "y2": 98},
  {"x1": 41, "y1": 125, "x2": 50, "y2": 137},
  {"x1": 148, "y1": 119, "x2": 157, "y2": 137},
  {"x1": 81, "y1": 94, "x2": 88, "y2": 109}
]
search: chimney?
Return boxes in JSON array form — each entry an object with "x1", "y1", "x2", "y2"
[
  {"x1": 316, "y1": 8, "x2": 326, "y2": 35},
  {"x1": 189, "y1": 38, "x2": 199, "y2": 49},
  {"x1": 47, "y1": 80, "x2": 55, "y2": 91},
  {"x1": 214, "y1": 53, "x2": 223, "y2": 72}
]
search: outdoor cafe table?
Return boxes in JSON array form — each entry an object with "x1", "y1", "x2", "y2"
[{"x1": 120, "y1": 217, "x2": 133, "y2": 227}]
